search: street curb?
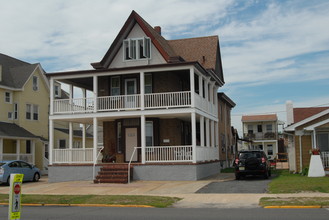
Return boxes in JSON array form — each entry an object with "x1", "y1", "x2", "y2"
[
  {"x1": 0, "y1": 203, "x2": 153, "y2": 208},
  {"x1": 264, "y1": 205, "x2": 322, "y2": 209}
]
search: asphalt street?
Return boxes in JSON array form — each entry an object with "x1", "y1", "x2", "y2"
[{"x1": 1, "y1": 206, "x2": 328, "y2": 220}]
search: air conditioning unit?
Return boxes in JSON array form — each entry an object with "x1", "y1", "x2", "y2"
[{"x1": 8, "y1": 112, "x2": 13, "y2": 119}]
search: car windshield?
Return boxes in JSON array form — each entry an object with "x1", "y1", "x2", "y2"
[{"x1": 239, "y1": 152, "x2": 262, "y2": 159}]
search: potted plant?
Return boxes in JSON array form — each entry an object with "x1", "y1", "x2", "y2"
[{"x1": 311, "y1": 148, "x2": 321, "y2": 155}]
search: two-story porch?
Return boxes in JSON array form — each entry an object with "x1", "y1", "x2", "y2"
[{"x1": 48, "y1": 63, "x2": 223, "y2": 182}]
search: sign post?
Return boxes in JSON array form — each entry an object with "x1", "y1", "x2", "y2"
[{"x1": 8, "y1": 174, "x2": 24, "y2": 220}]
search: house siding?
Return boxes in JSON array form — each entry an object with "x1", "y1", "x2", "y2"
[{"x1": 294, "y1": 135, "x2": 312, "y2": 172}]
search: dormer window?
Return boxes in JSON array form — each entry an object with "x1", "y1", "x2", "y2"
[{"x1": 123, "y1": 37, "x2": 151, "y2": 61}]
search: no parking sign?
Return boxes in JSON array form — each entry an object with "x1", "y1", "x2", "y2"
[{"x1": 8, "y1": 174, "x2": 24, "y2": 220}]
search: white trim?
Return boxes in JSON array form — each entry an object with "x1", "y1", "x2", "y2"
[
  {"x1": 285, "y1": 109, "x2": 329, "y2": 131},
  {"x1": 304, "y1": 118, "x2": 329, "y2": 131}
]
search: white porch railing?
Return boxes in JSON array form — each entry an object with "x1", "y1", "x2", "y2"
[
  {"x1": 1, "y1": 154, "x2": 33, "y2": 164},
  {"x1": 98, "y1": 94, "x2": 140, "y2": 111},
  {"x1": 144, "y1": 91, "x2": 191, "y2": 109},
  {"x1": 196, "y1": 146, "x2": 219, "y2": 162},
  {"x1": 53, "y1": 148, "x2": 93, "y2": 163},
  {"x1": 53, "y1": 91, "x2": 192, "y2": 114},
  {"x1": 145, "y1": 146, "x2": 193, "y2": 163},
  {"x1": 321, "y1": 152, "x2": 329, "y2": 168}
]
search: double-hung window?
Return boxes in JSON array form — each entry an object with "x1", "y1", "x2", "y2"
[
  {"x1": 111, "y1": 77, "x2": 120, "y2": 96},
  {"x1": 146, "y1": 121, "x2": 154, "y2": 152},
  {"x1": 33, "y1": 76, "x2": 38, "y2": 91},
  {"x1": 123, "y1": 37, "x2": 151, "y2": 61},
  {"x1": 145, "y1": 74, "x2": 152, "y2": 94},
  {"x1": 5, "y1": 92, "x2": 11, "y2": 103},
  {"x1": 26, "y1": 104, "x2": 39, "y2": 120}
]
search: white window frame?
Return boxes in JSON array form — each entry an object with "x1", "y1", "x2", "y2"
[
  {"x1": 8, "y1": 112, "x2": 13, "y2": 120},
  {"x1": 5, "y1": 91, "x2": 12, "y2": 103},
  {"x1": 26, "y1": 103, "x2": 39, "y2": 120},
  {"x1": 111, "y1": 76, "x2": 121, "y2": 96},
  {"x1": 33, "y1": 76, "x2": 39, "y2": 91},
  {"x1": 14, "y1": 103, "x2": 18, "y2": 120},
  {"x1": 123, "y1": 37, "x2": 151, "y2": 61}
]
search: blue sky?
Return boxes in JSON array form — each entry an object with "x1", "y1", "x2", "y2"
[{"x1": 1, "y1": 0, "x2": 328, "y2": 134}]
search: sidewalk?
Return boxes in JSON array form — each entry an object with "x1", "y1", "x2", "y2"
[{"x1": 0, "y1": 173, "x2": 328, "y2": 208}]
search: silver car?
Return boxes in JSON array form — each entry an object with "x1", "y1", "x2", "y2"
[{"x1": 0, "y1": 160, "x2": 41, "y2": 185}]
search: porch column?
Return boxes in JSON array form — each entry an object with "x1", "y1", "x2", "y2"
[
  {"x1": 82, "y1": 124, "x2": 86, "y2": 149},
  {"x1": 191, "y1": 112, "x2": 197, "y2": 163},
  {"x1": 206, "y1": 118, "x2": 210, "y2": 147},
  {"x1": 211, "y1": 120, "x2": 215, "y2": 147},
  {"x1": 190, "y1": 68, "x2": 195, "y2": 107},
  {"x1": 49, "y1": 119, "x2": 54, "y2": 165},
  {"x1": 93, "y1": 75, "x2": 98, "y2": 113},
  {"x1": 69, "y1": 122, "x2": 73, "y2": 149},
  {"x1": 31, "y1": 140, "x2": 36, "y2": 164},
  {"x1": 312, "y1": 130, "x2": 317, "y2": 149},
  {"x1": 140, "y1": 72, "x2": 145, "y2": 110},
  {"x1": 16, "y1": 140, "x2": 20, "y2": 160},
  {"x1": 50, "y1": 78, "x2": 54, "y2": 115},
  {"x1": 141, "y1": 115, "x2": 146, "y2": 164},
  {"x1": 93, "y1": 117, "x2": 98, "y2": 163},
  {"x1": 200, "y1": 116, "x2": 205, "y2": 147},
  {"x1": 69, "y1": 84, "x2": 73, "y2": 112},
  {"x1": 0, "y1": 138, "x2": 3, "y2": 161},
  {"x1": 199, "y1": 75, "x2": 203, "y2": 98}
]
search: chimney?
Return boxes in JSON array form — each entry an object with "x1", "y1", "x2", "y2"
[
  {"x1": 286, "y1": 100, "x2": 294, "y2": 125},
  {"x1": 154, "y1": 26, "x2": 161, "y2": 35}
]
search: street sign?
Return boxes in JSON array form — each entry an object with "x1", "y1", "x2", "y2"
[{"x1": 8, "y1": 174, "x2": 24, "y2": 220}]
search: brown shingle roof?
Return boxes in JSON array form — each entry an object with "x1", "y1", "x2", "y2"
[
  {"x1": 168, "y1": 36, "x2": 218, "y2": 71},
  {"x1": 242, "y1": 114, "x2": 278, "y2": 122},
  {"x1": 293, "y1": 107, "x2": 329, "y2": 123}
]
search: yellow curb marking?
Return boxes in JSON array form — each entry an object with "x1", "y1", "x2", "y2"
[{"x1": 264, "y1": 206, "x2": 321, "y2": 209}]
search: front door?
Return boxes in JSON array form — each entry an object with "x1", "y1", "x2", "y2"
[
  {"x1": 125, "y1": 79, "x2": 137, "y2": 108},
  {"x1": 125, "y1": 127, "x2": 138, "y2": 162}
]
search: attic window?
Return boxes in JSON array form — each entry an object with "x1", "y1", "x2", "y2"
[{"x1": 123, "y1": 37, "x2": 151, "y2": 61}]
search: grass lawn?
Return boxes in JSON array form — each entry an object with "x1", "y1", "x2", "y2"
[
  {"x1": 0, "y1": 194, "x2": 181, "y2": 208},
  {"x1": 268, "y1": 170, "x2": 329, "y2": 194},
  {"x1": 260, "y1": 197, "x2": 329, "y2": 207}
]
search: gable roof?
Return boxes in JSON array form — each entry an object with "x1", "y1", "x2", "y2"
[
  {"x1": 90, "y1": 11, "x2": 224, "y2": 84},
  {"x1": 293, "y1": 107, "x2": 329, "y2": 123},
  {"x1": 0, "y1": 53, "x2": 43, "y2": 90},
  {"x1": 285, "y1": 107, "x2": 329, "y2": 132},
  {"x1": 0, "y1": 122, "x2": 39, "y2": 139},
  {"x1": 91, "y1": 10, "x2": 177, "y2": 69},
  {"x1": 242, "y1": 114, "x2": 278, "y2": 122}
]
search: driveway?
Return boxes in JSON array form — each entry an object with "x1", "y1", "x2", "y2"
[{"x1": 196, "y1": 173, "x2": 276, "y2": 194}]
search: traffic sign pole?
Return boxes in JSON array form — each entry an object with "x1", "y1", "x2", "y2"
[{"x1": 8, "y1": 174, "x2": 24, "y2": 220}]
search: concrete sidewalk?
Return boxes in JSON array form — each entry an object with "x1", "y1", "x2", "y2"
[{"x1": 0, "y1": 173, "x2": 328, "y2": 208}]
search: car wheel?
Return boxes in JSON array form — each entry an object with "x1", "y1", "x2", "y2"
[{"x1": 33, "y1": 173, "x2": 40, "y2": 182}]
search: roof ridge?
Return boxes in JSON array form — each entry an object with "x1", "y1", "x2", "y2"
[{"x1": 168, "y1": 35, "x2": 218, "y2": 41}]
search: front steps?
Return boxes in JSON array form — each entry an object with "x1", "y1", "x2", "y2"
[{"x1": 94, "y1": 164, "x2": 133, "y2": 184}]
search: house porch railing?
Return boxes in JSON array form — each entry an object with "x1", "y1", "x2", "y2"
[
  {"x1": 1, "y1": 154, "x2": 33, "y2": 164},
  {"x1": 321, "y1": 151, "x2": 329, "y2": 168},
  {"x1": 53, "y1": 148, "x2": 93, "y2": 163},
  {"x1": 51, "y1": 145, "x2": 219, "y2": 164},
  {"x1": 53, "y1": 91, "x2": 192, "y2": 114}
]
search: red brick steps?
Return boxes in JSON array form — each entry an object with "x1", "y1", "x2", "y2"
[{"x1": 94, "y1": 164, "x2": 133, "y2": 184}]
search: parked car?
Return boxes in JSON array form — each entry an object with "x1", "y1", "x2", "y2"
[
  {"x1": 0, "y1": 160, "x2": 41, "y2": 185},
  {"x1": 233, "y1": 150, "x2": 271, "y2": 180}
]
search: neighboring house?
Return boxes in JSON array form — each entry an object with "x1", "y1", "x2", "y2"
[
  {"x1": 241, "y1": 114, "x2": 279, "y2": 160},
  {"x1": 217, "y1": 93, "x2": 236, "y2": 168},
  {"x1": 0, "y1": 53, "x2": 92, "y2": 174},
  {"x1": 46, "y1": 10, "x2": 229, "y2": 182},
  {"x1": 284, "y1": 101, "x2": 329, "y2": 173},
  {"x1": 0, "y1": 53, "x2": 49, "y2": 172}
]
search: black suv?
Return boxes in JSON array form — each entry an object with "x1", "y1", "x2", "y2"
[{"x1": 233, "y1": 150, "x2": 271, "y2": 180}]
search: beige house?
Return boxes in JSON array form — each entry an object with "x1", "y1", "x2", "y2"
[
  {"x1": 0, "y1": 53, "x2": 93, "y2": 174},
  {"x1": 0, "y1": 53, "x2": 49, "y2": 171},
  {"x1": 241, "y1": 114, "x2": 279, "y2": 160}
]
